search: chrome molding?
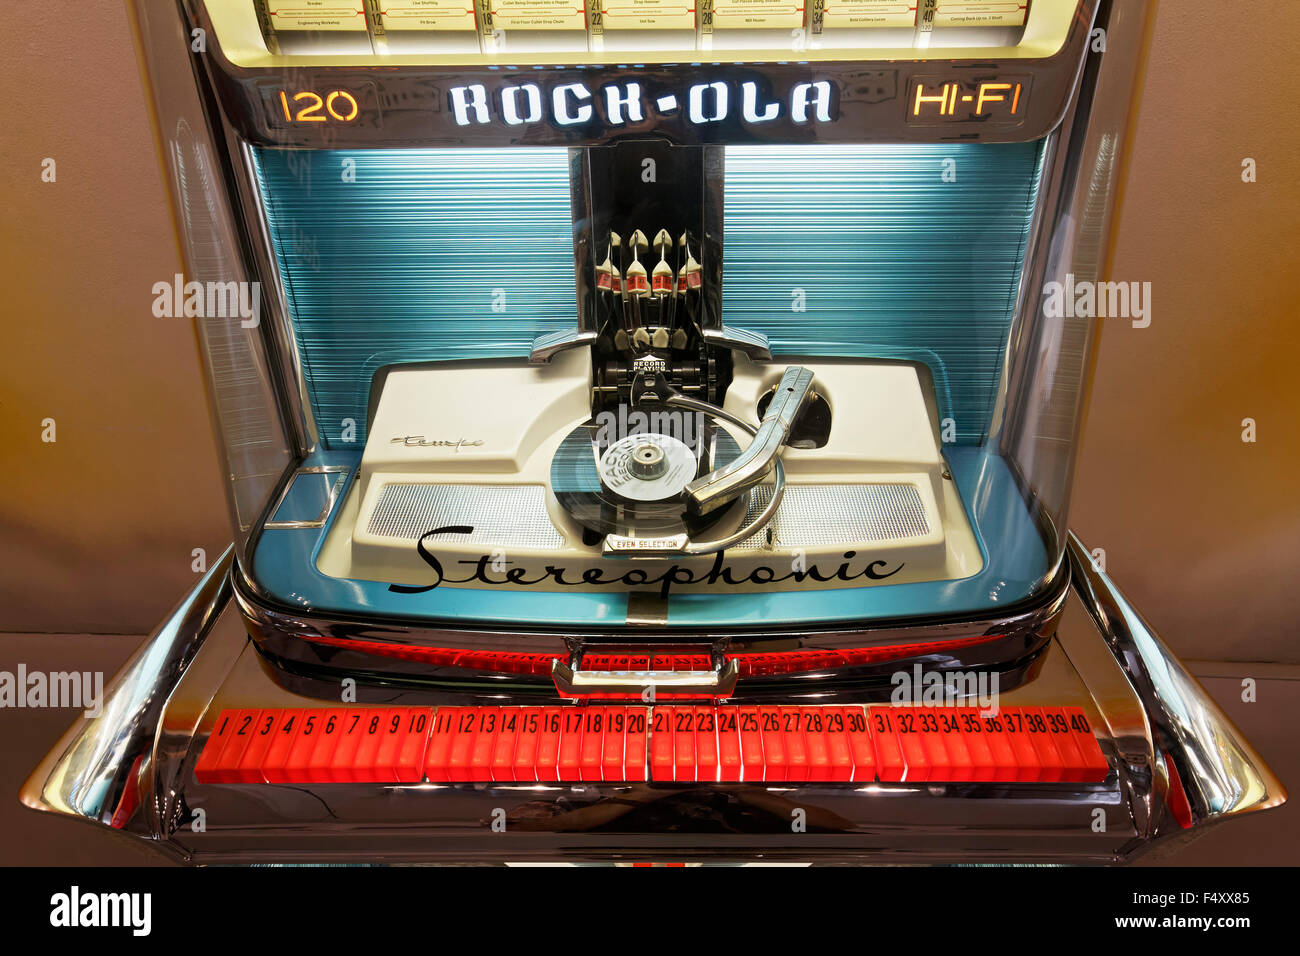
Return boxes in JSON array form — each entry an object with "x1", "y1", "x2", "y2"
[
  {"x1": 233, "y1": 139, "x2": 321, "y2": 455},
  {"x1": 234, "y1": 555, "x2": 1069, "y2": 692},
  {"x1": 128, "y1": 0, "x2": 295, "y2": 543},
  {"x1": 19, "y1": 547, "x2": 234, "y2": 825},
  {"x1": 552, "y1": 658, "x2": 740, "y2": 698},
  {"x1": 264, "y1": 465, "x2": 351, "y2": 529},
  {"x1": 995, "y1": 0, "x2": 1156, "y2": 561},
  {"x1": 1066, "y1": 533, "x2": 1286, "y2": 826}
]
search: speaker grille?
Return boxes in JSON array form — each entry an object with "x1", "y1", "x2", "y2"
[
  {"x1": 366, "y1": 482, "x2": 929, "y2": 553},
  {"x1": 367, "y1": 484, "x2": 566, "y2": 550},
  {"x1": 735, "y1": 483, "x2": 931, "y2": 551}
]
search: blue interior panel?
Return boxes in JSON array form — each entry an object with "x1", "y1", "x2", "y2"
[
  {"x1": 249, "y1": 142, "x2": 1051, "y2": 624},
  {"x1": 723, "y1": 142, "x2": 1045, "y2": 444},
  {"x1": 253, "y1": 141, "x2": 1044, "y2": 449},
  {"x1": 252, "y1": 147, "x2": 576, "y2": 447}
]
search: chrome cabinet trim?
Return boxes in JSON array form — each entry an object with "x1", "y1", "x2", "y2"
[
  {"x1": 19, "y1": 547, "x2": 234, "y2": 825},
  {"x1": 233, "y1": 140, "x2": 321, "y2": 456},
  {"x1": 233, "y1": 546, "x2": 1066, "y2": 671},
  {"x1": 1066, "y1": 533, "x2": 1287, "y2": 825},
  {"x1": 20, "y1": 533, "x2": 1286, "y2": 863}
]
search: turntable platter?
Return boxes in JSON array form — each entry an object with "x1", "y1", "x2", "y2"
[{"x1": 551, "y1": 414, "x2": 746, "y2": 541}]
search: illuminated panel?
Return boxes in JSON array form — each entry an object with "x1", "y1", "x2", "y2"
[
  {"x1": 289, "y1": 630, "x2": 1012, "y2": 678},
  {"x1": 194, "y1": 705, "x2": 1110, "y2": 783},
  {"x1": 601, "y1": 0, "x2": 697, "y2": 30},
  {"x1": 490, "y1": 0, "x2": 589, "y2": 29},
  {"x1": 272, "y1": 88, "x2": 364, "y2": 124},
  {"x1": 212, "y1": 0, "x2": 1075, "y2": 65},
  {"x1": 265, "y1": 0, "x2": 368, "y2": 30},
  {"x1": 381, "y1": 0, "x2": 480, "y2": 31},
  {"x1": 934, "y1": 0, "x2": 1029, "y2": 28},
  {"x1": 709, "y1": 0, "x2": 805, "y2": 30},
  {"x1": 821, "y1": 0, "x2": 916, "y2": 29},
  {"x1": 907, "y1": 75, "x2": 1031, "y2": 125}
]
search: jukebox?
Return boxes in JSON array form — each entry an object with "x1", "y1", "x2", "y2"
[{"x1": 23, "y1": 0, "x2": 1284, "y2": 863}]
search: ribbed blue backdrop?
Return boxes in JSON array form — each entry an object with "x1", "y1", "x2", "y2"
[
  {"x1": 252, "y1": 147, "x2": 577, "y2": 446},
  {"x1": 723, "y1": 142, "x2": 1044, "y2": 443},
  {"x1": 253, "y1": 142, "x2": 1043, "y2": 447}
]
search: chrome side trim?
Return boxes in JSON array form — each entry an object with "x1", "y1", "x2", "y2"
[
  {"x1": 19, "y1": 547, "x2": 234, "y2": 824},
  {"x1": 234, "y1": 140, "x2": 321, "y2": 455},
  {"x1": 1066, "y1": 533, "x2": 1286, "y2": 824},
  {"x1": 994, "y1": 1, "x2": 1155, "y2": 561}
]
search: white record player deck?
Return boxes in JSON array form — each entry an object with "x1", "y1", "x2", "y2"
[{"x1": 317, "y1": 350, "x2": 983, "y2": 593}]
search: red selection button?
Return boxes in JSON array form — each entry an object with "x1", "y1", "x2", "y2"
[{"x1": 196, "y1": 703, "x2": 1110, "y2": 786}]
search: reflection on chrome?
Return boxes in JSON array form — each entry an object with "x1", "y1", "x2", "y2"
[
  {"x1": 1068, "y1": 533, "x2": 1285, "y2": 825},
  {"x1": 18, "y1": 538, "x2": 1283, "y2": 863}
]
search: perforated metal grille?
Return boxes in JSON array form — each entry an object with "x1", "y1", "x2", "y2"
[
  {"x1": 734, "y1": 484, "x2": 931, "y2": 551},
  {"x1": 366, "y1": 484, "x2": 565, "y2": 549}
]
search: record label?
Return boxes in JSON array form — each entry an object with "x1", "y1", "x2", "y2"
[{"x1": 597, "y1": 434, "x2": 696, "y2": 502}]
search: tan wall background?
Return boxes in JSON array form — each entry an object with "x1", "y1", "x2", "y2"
[{"x1": 2, "y1": 1, "x2": 1297, "y2": 662}]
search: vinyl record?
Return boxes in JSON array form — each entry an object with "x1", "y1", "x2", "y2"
[{"x1": 551, "y1": 413, "x2": 746, "y2": 540}]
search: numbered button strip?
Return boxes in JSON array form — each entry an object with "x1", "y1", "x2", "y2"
[{"x1": 194, "y1": 705, "x2": 1109, "y2": 785}]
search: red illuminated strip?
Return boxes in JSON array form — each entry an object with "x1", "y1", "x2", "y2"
[
  {"x1": 732, "y1": 632, "x2": 1009, "y2": 676},
  {"x1": 195, "y1": 705, "x2": 1108, "y2": 786},
  {"x1": 295, "y1": 632, "x2": 1009, "y2": 680}
]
